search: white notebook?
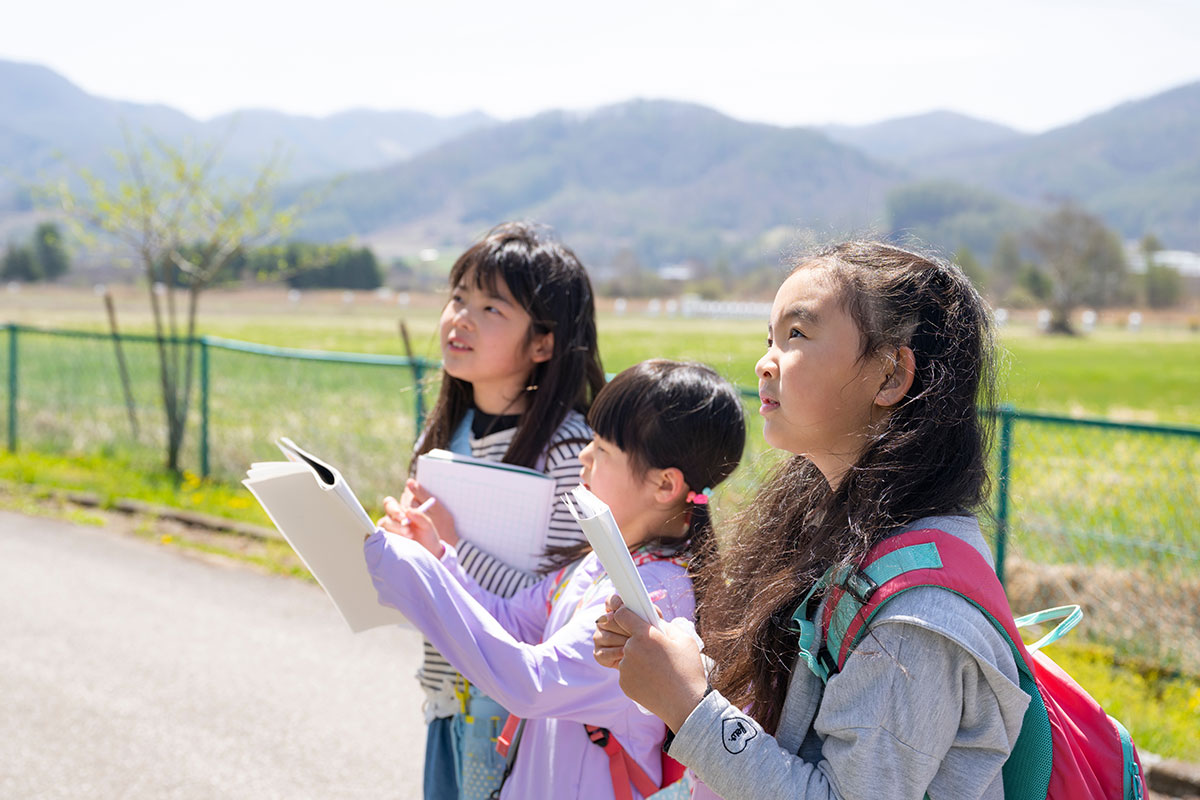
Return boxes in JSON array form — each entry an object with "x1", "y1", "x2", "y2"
[
  {"x1": 243, "y1": 437, "x2": 407, "y2": 633},
  {"x1": 562, "y1": 484, "x2": 665, "y2": 630},
  {"x1": 415, "y1": 449, "x2": 555, "y2": 573}
]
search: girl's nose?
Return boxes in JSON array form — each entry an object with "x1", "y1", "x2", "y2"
[{"x1": 755, "y1": 351, "x2": 775, "y2": 379}]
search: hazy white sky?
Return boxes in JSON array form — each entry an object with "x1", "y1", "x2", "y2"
[{"x1": 3, "y1": 0, "x2": 1198, "y2": 132}]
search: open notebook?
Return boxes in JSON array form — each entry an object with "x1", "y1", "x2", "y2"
[
  {"x1": 414, "y1": 449, "x2": 555, "y2": 573},
  {"x1": 243, "y1": 438, "x2": 407, "y2": 633}
]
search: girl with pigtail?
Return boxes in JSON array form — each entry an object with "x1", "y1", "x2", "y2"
[{"x1": 368, "y1": 360, "x2": 746, "y2": 799}]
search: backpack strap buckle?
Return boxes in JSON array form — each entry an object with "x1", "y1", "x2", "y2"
[
  {"x1": 585, "y1": 724, "x2": 659, "y2": 800},
  {"x1": 842, "y1": 569, "x2": 878, "y2": 605},
  {"x1": 587, "y1": 725, "x2": 611, "y2": 748}
]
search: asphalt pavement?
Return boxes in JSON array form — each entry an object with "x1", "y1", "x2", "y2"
[{"x1": 0, "y1": 511, "x2": 427, "y2": 799}]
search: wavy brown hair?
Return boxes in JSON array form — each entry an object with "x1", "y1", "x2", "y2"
[
  {"x1": 697, "y1": 241, "x2": 997, "y2": 734},
  {"x1": 413, "y1": 222, "x2": 605, "y2": 470}
]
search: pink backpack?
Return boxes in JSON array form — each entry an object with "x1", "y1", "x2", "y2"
[{"x1": 793, "y1": 528, "x2": 1147, "y2": 799}]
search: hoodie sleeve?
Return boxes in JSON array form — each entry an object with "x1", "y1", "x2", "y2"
[{"x1": 366, "y1": 529, "x2": 690, "y2": 729}]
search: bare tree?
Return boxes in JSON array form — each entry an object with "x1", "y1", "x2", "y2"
[
  {"x1": 51, "y1": 131, "x2": 304, "y2": 473},
  {"x1": 1029, "y1": 203, "x2": 1127, "y2": 334}
]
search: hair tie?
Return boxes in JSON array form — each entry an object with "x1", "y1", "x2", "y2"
[{"x1": 686, "y1": 487, "x2": 713, "y2": 505}]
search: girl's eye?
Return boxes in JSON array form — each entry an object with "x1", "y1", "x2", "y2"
[
  {"x1": 765, "y1": 337, "x2": 773, "y2": 348},
  {"x1": 484, "y1": 305, "x2": 502, "y2": 315},
  {"x1": 788, "y1": 328, "x2": 805, "y2": 340}
]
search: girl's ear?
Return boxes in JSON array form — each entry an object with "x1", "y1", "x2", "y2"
[
  {"x1": 530, "y1": 331, "x2": 555, "y2": 364},
  {"x1": 875, "y1": 345, "x2": 916, "y2": 408},
  {"x1": 652, "y1": 466, "x2": 688, "y2": 505}
]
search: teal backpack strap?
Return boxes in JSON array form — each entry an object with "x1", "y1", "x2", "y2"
[
  {"x1": 787, "y1": 542, "x2": 944, "y2": 684},
  {"x1": 786, "y1": 576, "x2": 832, "y2": 683},
  {"x1": 823, "y1": 541, "x2": 943, "y2": 667},
  {"x1": 1013, "y1": 605, "x2": 1082, "y2": 653},
  {"x1": 1111, "y1": 717, "x2": 1145, "y2": 800},
  {"x1": 822, "y1": 529, "x2": 1055, "y2": 800}
]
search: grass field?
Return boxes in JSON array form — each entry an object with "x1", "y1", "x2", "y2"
[
  {"x1": 3, "y1": 284, "x2": 1196, "y2": 526},
  {"x1": 8, "y1": 283, "x2": 1199, "y2": 422}
]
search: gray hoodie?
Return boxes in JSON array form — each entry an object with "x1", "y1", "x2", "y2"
[{"x1": 669, "y1": 515, "x2": 1031, "y2": 800}]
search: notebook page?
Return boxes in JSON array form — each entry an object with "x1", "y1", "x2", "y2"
[{"x1": 416, "y1": 453, "x2": 554, "y2": 573}]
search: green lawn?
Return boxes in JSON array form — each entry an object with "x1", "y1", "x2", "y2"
[
  {"x1": 997, "y1": 328, "x2": 1200, "y2": 425},
  {"x1": 11, "y1": 286, "x2": 1197, "y2": 422}
]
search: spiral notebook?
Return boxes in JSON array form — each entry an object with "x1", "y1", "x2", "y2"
[{"x1": 415, "y1": 449, "x2": 555, "y2": 573}]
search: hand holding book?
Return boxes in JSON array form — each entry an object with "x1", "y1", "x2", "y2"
[{"x1": 379, "y1": 495, "x2": 442, "y2": 557}]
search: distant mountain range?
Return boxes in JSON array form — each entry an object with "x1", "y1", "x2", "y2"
[
  {"x1": 296, "y1": 101, "x2": 905, "y2": 266},
  {"x1": 0, "y1": 59, "x2": 493, "y2": 195},
  {"x1": 821, "y1": 111, "x2": 1025, "y2": 165},
  {"x1": 913, "y1": 81, "x2": 1200, "y2": 251},
  {"x1": 2, "y1": 57, "x2": 1198, "y2": 269}
]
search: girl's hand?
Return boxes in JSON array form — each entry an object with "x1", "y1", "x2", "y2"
[
  {"x1": 378, "y1": 495, "x2": 410, "y2": 536},
  {"x1": 593, "y1": 593, "x2": 633, "y2": 667},
  {"x1": 378, "y1": 488, "x2": 418, "y2": 528},
  {"x1": 594, "y1": 595, "x2": 709, "y2": 732},
  {"x1": 593, "y1": 591, "x2": 670, "y2": 667},
  {"x1": 406, "y1": 478, "x2": 460, "y2": 546},
  {"x1": 378, "y1": 495, "x2": 444, "y2": 558}
]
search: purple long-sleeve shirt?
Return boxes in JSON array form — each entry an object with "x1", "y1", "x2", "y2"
[{"x1": 364, "y1": 530, "x2": 695, "y2": 800}]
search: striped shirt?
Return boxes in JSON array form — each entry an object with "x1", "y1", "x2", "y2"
[{"x1": 416, "y1": 409, "x2": 592, "y2": 716}]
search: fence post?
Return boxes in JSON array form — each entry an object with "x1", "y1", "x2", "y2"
[
  {"x1": 6, "y1": 324, "x2": 17, "y2": 452},
  {"x1": 199, "y1": 336, "x2": 210, "y2": 478},
  {"x1": 413, "y1": 357, "x2": 426, "y2": 435},
  {"x1": 994, "y1": 405, "x2": 1015, "y2": 586}
]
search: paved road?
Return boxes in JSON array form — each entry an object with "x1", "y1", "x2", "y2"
[{"x1": 0, "y1": 511, "x2": 428, "y2": 799}]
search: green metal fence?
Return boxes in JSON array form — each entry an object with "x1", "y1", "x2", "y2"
[
  {"x1": 2, "y1": 324, "x2": 430, "y2": 504},
  {"x1": 986, "y1": 408, "x2": 1200, "y2": 672},
  {"x1": 6, "y1": 324, "x2": 1199, "y2": 671}
]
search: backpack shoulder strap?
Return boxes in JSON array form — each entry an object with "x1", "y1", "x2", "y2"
[
  {"x1": 823, "y1": 529, "x2": 1035, "y2": 677},
  {"x1": 585, "y1": 725, "x2": 660, "y2": 800},
  {"x1": 823, "y1": 529, "x2": 1060, "y2": 800},
  {"x1": 582, "y1": 548, "x2": 689, "y2": 799},
  {"x1": 545, "y1": 559, "x2": 583, "y2": 616}
]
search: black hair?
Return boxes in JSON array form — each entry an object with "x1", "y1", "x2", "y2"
[
  {"x1": 551, "y1": 359, "x2": 746, "y2": 623},
  {"x1": 413, "y1": 222, "x2": 605, "y2": 469}
]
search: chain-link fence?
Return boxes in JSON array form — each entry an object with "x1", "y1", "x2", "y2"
[
  {"x1": 993, "y1": 410, "x2": 1200, "y2": 674},
  {"x1": 6, "y1": 324, "x2": 1199, "y2": 672},
  {"x1": 4, "y1": 327, "x2": 185, "y2": 473},
  {"x1": 3, "y1": 325, "x2": 428, "y2": 505},
  {"x1": 200, "y1": 336, "x2": 428, "y2": 503}
]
